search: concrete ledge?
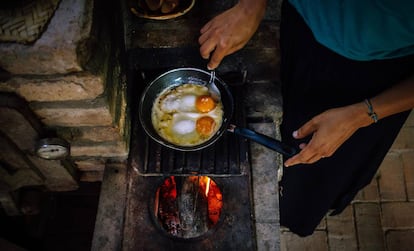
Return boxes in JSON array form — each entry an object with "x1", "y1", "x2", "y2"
[
  {"x1": 80, "y1": 170, "x2": 104, "y2": 182},
  {"x1": 70, "y1": 141, "x2": 128, "y2": 158},
  {"x1": 91, "y1": 163, "x2": 128, "y2": 251},
  {"x1": 249, "y1": 122, "x2": 281, "y2": 251},
  {"x1": 30, "y1": 98, "x2": 113, "y2": 127},
  {"x1": 0, "y1": 72, "x2": 105, "y2": 102},
  {"x1": 74, "y1": 159, "x2": 106, "y2": 171},
  {"x1": 58, "y1": 126, "x2": 125, "y2": 142},
  {"x1": 28, "y1": 156, "x2": 78, "y2": 191},
  {"x1": 245, "y1": 82, "x2": 283, "y2": 119}
]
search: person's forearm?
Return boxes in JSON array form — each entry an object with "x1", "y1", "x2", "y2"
[
  {"x1": 369, "y1": 74, "x2": 414, "y2": 123},
  {"x1": 238, "y1": 0, "x2": 267, "y2": 24},
  {"x1": 340, "y1": 74, "x2": 414, "y2": 130}
]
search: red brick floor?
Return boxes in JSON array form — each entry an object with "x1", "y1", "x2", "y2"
[{"x1": 281, "y1": 110, "x2": 414, "y2": 251}]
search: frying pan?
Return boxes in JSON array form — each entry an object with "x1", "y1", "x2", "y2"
[{"x1": 139, "y1": 68, "x2": 298, "y2": 157}]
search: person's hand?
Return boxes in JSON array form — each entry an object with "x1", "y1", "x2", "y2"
[
  {"x1": 284, "y1": 103, "x2": 371, "y2": 167},
  {"x1": 198, "y1": 1, "x2": 266, "y2": 70}
]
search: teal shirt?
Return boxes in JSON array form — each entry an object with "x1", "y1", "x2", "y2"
[{"x1": 288, "y1": 0, "x2": 414, "y2": 61}]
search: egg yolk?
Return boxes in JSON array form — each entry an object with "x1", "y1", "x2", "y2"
[
  {"x1": 195, "y1": 95, "x2": 216, "y2": 113},
  {"x1": 196, "y1": 116, "x2": 216, "y2": 136}
]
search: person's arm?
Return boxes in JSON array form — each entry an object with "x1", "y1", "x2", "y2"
[
  {"x1": 198, "y1": 0, "x2": 267, "y2": 70},
  {"x1": 370, "y1": 75, "x2": 414, "y2": 121},
  {"x1": 284, "y1": 74, "x2": 414, "y2": 167}
]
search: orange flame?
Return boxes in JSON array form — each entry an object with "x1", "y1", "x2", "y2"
[
  {"x1": 205, "y1": 177, "x2": 211, "y2": 197},
  {"x1": 158, "y1": 176, "x2": 223, "y2": 227}
]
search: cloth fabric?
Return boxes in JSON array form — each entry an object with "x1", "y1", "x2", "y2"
[
  {"x1": 0, "y1": 0, "x2": 60, "y2": 44},
  {"x1": 278, "y1": 1, "x2": 414, "y2": 237},
  {"x1": 288, "y1": 0, "x2": 414, "y2": 61}
]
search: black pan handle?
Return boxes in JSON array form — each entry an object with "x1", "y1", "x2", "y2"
[{"x1": 228, "y1": 124, "x2": 299, "y2": 158}]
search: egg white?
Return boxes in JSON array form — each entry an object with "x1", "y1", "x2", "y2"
[
  {"x1": 152, "y1": 83, "x2": 224, "y2": 146},
  {"x1": 160, "y1": 94, "x2": 198, "y2": 113}
]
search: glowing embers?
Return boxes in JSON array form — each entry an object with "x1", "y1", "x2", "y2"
[{"x1": 153, "y1": 176, "x2": 223, "y2": 239}]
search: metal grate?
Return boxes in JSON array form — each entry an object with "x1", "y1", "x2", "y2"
[{"x1": 130, "y1": 75, "x2": 250, "y2": 177}]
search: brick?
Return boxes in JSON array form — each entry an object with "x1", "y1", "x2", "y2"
[
  {"x1": 282, "y1": 216, "x2": 327, "y2": 231},
  {"x1": 70, "y1": 141, "x2": 128, "y2": 158},
  {"x1": 316, "y1": 216, "x2": 327, "y2": 230},
  {"x1": 404, "y1": 110, "x2": 414, "y2": 127},
  {"x1": 28, "y1": 156, "x2": 78, "y2": 192},
  {"x1": 402, "y1": 151, "x2": 414, "y2": 200},
  {"x1": 326, "y1": 205, "x2": 358, "y2": 251},
  {"x1": 354, "y1": 175, "x2": 380, "y2": 202},
  {"x1": 80, "y1": 171, "x2": 104, "y2": 182},
  {"x1": 391, "y1": 127, "x2": 414, "y2": 150},
  {"x1": 280, "y1": 230, "x2": 328, "y2": 251},
  {"x1": 0, "y1": 73, "x2": 105, "y2": 102},
  {"x1": 34, "y1": 106, "x2": 113, "y2": 127},
  {"x1": 391, "y1": 110, "x2": 414, "y2": 150},
  {"x1": 377, "y1": 153, "x2": 406, "y2": 201},
  {"x1": 354, "y1": 203, "x2": 385, "y2": 251},
  {"x1": 381, "y1": 202, "x2": 414, "y2": 228},
  {"x1": 31, "y1": 99, "x2": 113, "y2": 127},
  {"x1": 58, "y1": 126, "x2": 124, "y2": 143},
  {"x1": 74, "y1": 159, "x2": 106, "y2": 171},
  {"x1": 385, "y1": 230, "x2": 414, "y2": 251}
]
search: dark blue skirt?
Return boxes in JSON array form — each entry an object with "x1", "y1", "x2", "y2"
[{"x1": 279, "y1": 1, "x2": 414, "y2": 237}]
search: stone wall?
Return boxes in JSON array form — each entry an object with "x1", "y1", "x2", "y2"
[{"x1": 0, "y1": 0, "x2": 129, "y2": 190}]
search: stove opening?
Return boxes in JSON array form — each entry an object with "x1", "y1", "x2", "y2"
[{"x1": 153, "y1": 176, "x2": 223, "y2": 239}]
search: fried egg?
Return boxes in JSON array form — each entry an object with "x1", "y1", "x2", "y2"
[
  {"x1": 160, "y1": 94, "x2": 198, "y2": 113},
  {"x1": 152, "y1": 83, "x2": 223, "y2": 146}
]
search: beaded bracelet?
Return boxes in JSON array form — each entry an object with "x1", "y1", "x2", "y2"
[{"x1": 364, "y1": 99, "x2": 378, "y2": 123}]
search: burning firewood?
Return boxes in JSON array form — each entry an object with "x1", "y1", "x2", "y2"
[
  {"x1": 177, "y1": 176, "x2": 209, "y2": 238},
  {"x1": 156, "y1": 176, "x2": 223, "y2": 238},
  {"x1": 156, "y1": 176, "x2": 180, "y2": 236}
]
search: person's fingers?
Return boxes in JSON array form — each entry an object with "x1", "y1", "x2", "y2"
[
  {"x1": 200, "y1": 21, "x2": 213, "y2": 34},
  {"x1": 284, "y1": 151, "x2": 316, "y2": 166},
  {"x1": 207, "y1": 39, "x2": 245, "y2": 69},
  {"x1": 198, "y1": 27, "x2": 211, "y2": 45},
  {"x1": 284, "y1": 140, "x2": 329, "y2": 166},
  {"x1": 199, "y1": 26, "x2": 219, "y2": 60},
  {"x1": 199, "y1": 41, "x2": 216, "y2": 60},
  {"x1": 299, "y1": 143, "x2": 307, "y2": 149},
  {"x1": 293, "y1": 119, "x2": 317, "y2": 139},
  {"x1": 284, "y1": 150, "x2": 323, "y2": 166},
  {"x1": 207, "y1": 46, "x2": 227, "y2": 70}
]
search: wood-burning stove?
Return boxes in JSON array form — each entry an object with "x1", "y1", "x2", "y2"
[
  {"x1": 122, "y1": 69, "x2": 256, "y2": 250},
  {"x1": 91, "y1": 1, "x2": 282, "y2": 250}
]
